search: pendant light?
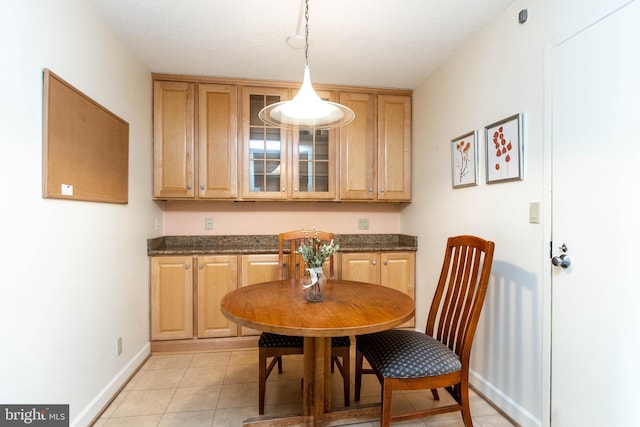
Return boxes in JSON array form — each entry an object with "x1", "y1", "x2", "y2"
[{"x1": 258, "y1": 0, "x2": 355, "y2": 130}]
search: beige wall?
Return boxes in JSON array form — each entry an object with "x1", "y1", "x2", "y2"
[
  {"x1": 0, "y1": 1, "x2": 159, "y2": 425},
  {"x1": 403, "y1": 0, "x2": 631, "y2": 426},
  {"x1": 162, "y1": 201, "x2": 405, "y2": 235}
]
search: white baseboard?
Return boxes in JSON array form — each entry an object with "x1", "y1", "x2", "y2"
[
  {"x1": 71, "y1": 343, "x2": 150, "y2": 427},
  {"x1": 470, "y1": 369, "x2": 542, "y2": 427}
]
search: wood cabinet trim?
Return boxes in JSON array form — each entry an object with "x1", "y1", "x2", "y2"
[{"x1": 152, "y1": 73, "x2": 412, "y2": 97}]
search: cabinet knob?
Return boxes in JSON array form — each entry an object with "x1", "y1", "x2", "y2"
[
  {"x1": 199, "y1": 264, "x2": 204, "y2": 270},
  {"x1": 383, "y1": 261, "x2": 388, "y2": 266},
  {"x1": 186, "y1": 185, "x2": 192, "y2": 190},
  {"x1": 380, "y1": 188, "x2": 385, "y2": 193},
  {"x1": 185, "y1": 264, "x2": 191, "y2": 269},
  {"x1": 200, "y1": 185, "x2": 205, "y2": 191},
  {"x1": 294, "y1": 187, "x2": 298, "y2": 192},
  {"x1": 281, "y1": 187, "x2": 286, "y2": 192},
  {"x1": 372, "y1": 260, "x2": 377, "y2": 266},
  {"x1": 368, "y1": 188, "x2": 374, "y2": 193}
]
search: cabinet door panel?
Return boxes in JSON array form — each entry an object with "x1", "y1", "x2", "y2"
[
  {"x1": 339, "y1": 93, "x2": 376, "y2": 200},
  {"x1": 378, "y1": 95, "x2": 411, "y2": 201},
  {"x1": 151, "y1": 256, "x2": 194, "y2": 340},
  {"x1": 153, "y1": 81, "x2": 195, "y2": 198},
  {"x1": 198, "y1": 84, "x2": 238, "y2": 198},
  {"x1": 239, "y1": 254, "x2": 287, "y2": 335},
  {"x1": 380, "y1": 252, "x2": 415, "y2": 327},
  {"x1": 380, "y1": 252, "x2": 415, "y2": 298},
  {"x1": 340, "y1": 252, "x2": 380, "y2": 284},
  {"x1": 197, "y1": 255, "x2": 238, "y2": 338}
]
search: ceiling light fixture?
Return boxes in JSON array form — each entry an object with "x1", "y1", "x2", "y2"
[{"x1": 258, "y1": 0, "x2": 355, "y2": 130}]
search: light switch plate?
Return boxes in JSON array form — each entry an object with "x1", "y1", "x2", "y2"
[
  {"x1": 529, "y1": 202, "x2": 540, "y2": 224},
  {"x1": 358, "y1": 218, "x2": 369, "y2": 230}
]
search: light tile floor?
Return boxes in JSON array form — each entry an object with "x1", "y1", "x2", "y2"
[{"x1": 94, "y1": 348, "x2": 516, "y2": 427}]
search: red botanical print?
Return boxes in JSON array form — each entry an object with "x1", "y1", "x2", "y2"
[
  {"x1": 492, "y1": 126, "x2": 513, "y2": 172},
  {"x1": 454, "y1": 139, "x2": 472, "y2": 183}
]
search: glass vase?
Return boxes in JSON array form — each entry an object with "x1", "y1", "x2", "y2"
[{"x1": 302, "y1": 267, "x2": 327, "y2": 302}]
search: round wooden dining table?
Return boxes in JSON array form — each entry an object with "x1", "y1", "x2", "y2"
[{"x1": 220, "y1": 278, "x2": 415, "y2": 427}]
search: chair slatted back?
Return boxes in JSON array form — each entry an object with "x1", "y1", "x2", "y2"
[
  {"x1": 278, "y1": 230, "x2": 335, "y2": 280},
  {"x1": 426, "y1": 235, "x2": 495, "y2": 365}
]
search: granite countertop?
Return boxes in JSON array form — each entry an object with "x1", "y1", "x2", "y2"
[{"x1": 148, "y1": 234, "x2": 417, "y2": 255}]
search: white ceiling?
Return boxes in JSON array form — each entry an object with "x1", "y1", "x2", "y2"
[{"x1": 91, "y1": 0, "x2": 517, "y2": 90}]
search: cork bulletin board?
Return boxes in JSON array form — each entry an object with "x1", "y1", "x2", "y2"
[{"x1": 43, "y1": 69, "x2": 129, "y2": 204}]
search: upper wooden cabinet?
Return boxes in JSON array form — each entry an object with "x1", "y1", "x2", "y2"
[
  {"x1": 153, "y1": 81, "x2": 195, "y2": 199},
  {"x1": 153, "y1": 75, "x2": 411, "y2": 202},
  {"x1": 241, "y1": 87, "x2": 290, "y2": 200},
  {"x1": 291, "y1": 89, "x2": 338, "y2": 200},
  {"x1": 198, "y1": 84, "x2": 238, "y2": 199},
  {"x1": 153, "y1": 81, "x2": 237, "y2": 199},
  {"x1": 240, "y1": 87, "x2": 338, "y2": 201},
  {"x1": 338, "y1": 92, "x2": 412, "y2": 201},
  {"x1": 377, "y1": 95, "x2": 412, "y2": 201},
  {"x1": 338, "y1": 92, "x2": 376, "y2": 200}
]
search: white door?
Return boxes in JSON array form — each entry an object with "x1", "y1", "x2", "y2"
[{"x1": 550, "y1": 1, "x2": 640, "y2": 425}]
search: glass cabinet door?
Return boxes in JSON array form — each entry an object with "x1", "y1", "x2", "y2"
[
  {"x1": 242, "y1": 87, "x2": 290, "y2": 199},
  {"x1": 291, "y1": 89, "x2": 336, "y2": 200}
]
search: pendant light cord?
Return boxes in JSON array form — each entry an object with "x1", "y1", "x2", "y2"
[
  {"x1": 304, "y1": 0, "x2": 310, "y2": 67},
  {"x1": 257, "y1": 0, "x2": 355, "y2": 130}
]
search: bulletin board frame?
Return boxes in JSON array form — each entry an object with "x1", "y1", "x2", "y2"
[{"x1": 43, "y1": 69, "x2": 129, "y2": 204}]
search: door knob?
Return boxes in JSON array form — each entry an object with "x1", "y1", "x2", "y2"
[{"x1": 551, "y1": 254, "x2": 571, "y2": 268}]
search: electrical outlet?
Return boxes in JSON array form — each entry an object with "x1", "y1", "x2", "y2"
[
  {"x1": 154, "y1": 217, "x2": 160, "y2": 232},
  {"x1": 117, "y1": 337, "x2": 122, "y2": 356},
  {"x1": 205, "y1": 217, "x2": 213, "y2": 230},
  {"x1": 358, "y1": 218, "x2": 369, "y2": 230}
]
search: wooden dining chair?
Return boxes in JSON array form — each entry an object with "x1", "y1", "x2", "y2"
[
  {"x1": 354, "y1": 235, "x2": 495, "y2": 426},
  {"x1": 258, "y1": 229, "x2": 350, "y2": 415}
]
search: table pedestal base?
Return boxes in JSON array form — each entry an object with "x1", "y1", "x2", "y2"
[
  {"x1": 302, "y1": 337, "x2": 331, "y2": 420},
  {"x1": 242, "y1": 405, "x2": 381, "y2": 427},
  {"x1": 243, "y1": 335, "x2": 381, "y2": 426}
]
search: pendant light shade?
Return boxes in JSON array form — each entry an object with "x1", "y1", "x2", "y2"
[{"x1": 258, "y1": 0, "x2": 355, "y2": 130}]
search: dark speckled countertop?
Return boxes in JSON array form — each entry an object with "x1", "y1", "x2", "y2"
[{"x1": 147, "y1": 234, "x2": 417, "y2": 255}]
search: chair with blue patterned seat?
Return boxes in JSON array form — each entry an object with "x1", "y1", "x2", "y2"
[
  {"x1": 354, "y1": 235, "x2": 495, "y2": 426},
  {"x1": 258, "y1": 230, "x2": 351, "y2": 415}
]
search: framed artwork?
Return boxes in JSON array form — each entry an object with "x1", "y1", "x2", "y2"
[
  {"x1": 485, "y1": 113, "x2": 523, "y2": 184},
  {"x1": 451, "y1": 130, "x2": 478, "y2": 188}
]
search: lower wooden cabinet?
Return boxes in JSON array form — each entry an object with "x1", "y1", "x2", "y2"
[
  {"x1": 239, "y1": 254, "x2": 288, "y2": 336},
  {"x1": 196, "y1": 255, "x2": 238, "y2": 338},
  {"x1": 150, "y1": 255, "x2": 237, "y2": 341},
  {"x1": 340, "y1": 251, "x2": 415, "y2": 327},
  {"x1": 150, "y1": 250, "x2": 415, "y2": 347},
  {"x1": 150, "y1": 256, "x2": 194, "y2": 341}
]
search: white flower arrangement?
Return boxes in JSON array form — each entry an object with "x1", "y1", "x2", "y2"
[{"x1": 296, "y1": 226, "x2": 339, "y2": 268}]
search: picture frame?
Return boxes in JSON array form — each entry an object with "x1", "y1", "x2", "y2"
[
  {"x1": 451, "y1": 130, "x2": 478, "y2": 188},
  {"x1": 485, "y1": 113, "x2": 523, "y2": 184}
]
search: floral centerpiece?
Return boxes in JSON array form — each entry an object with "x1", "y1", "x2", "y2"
[{"x1": 297, "y1": 226, "x2": 339, "y2": 301}]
